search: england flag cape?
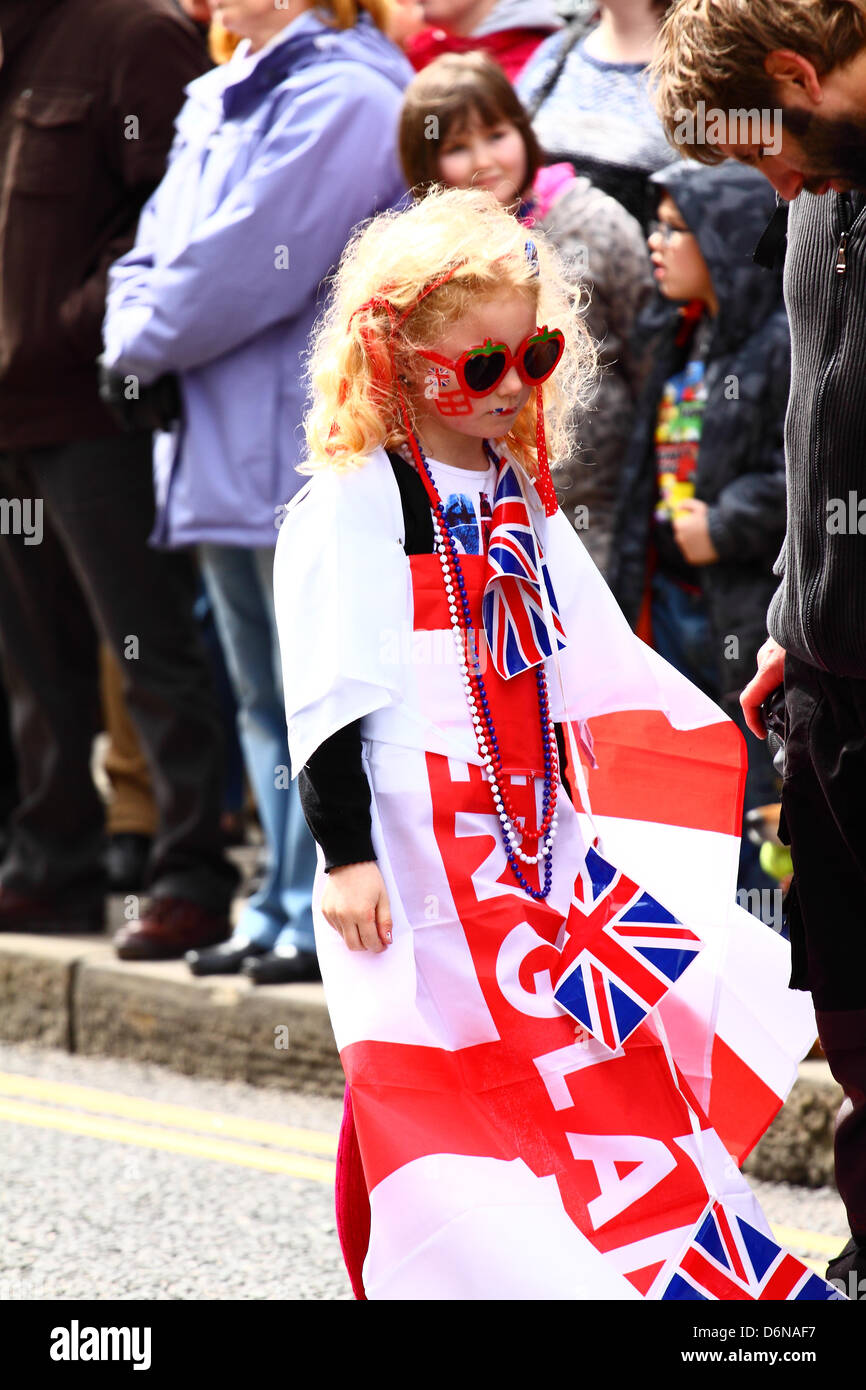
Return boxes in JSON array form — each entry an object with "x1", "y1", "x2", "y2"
[{"x1": 274, "y1": 445, "x2": 832, "y2": 1302}]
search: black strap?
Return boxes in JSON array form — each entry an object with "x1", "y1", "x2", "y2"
[
  {"x1": 386, "y1": 449, "x2": 436, "y2": 555},
  {"x1": 753, "y1": 199, "x2": 789, "y2": 272}
]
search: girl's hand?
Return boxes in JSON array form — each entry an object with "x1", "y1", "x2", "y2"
[{"x1": 320, "y1": 862, "x2": 393, "y2": 953}]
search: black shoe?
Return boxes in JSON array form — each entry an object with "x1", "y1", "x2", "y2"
[
  {"x1": 185, "y1": 938, "x2": 270, "y2": 976},
  {"x1": 104, "y1": 833, "x2": 152, "y2": 894},
  {"x1": 241, "y1": 946, "x2": 321, "y2": 985}
]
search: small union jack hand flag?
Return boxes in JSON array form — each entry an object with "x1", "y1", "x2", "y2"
[
  {"x1": 553, "y1": 846, "x2": 702, "y2": 1049},
  {"x1": 482, "y1": 460, "x2": 566, "y2": 679},
  {"x1": 662, "y1": 1202, "x2": 845, "y2": 1301}
]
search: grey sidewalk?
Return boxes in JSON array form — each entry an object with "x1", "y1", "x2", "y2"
[{"x1": 0, "y1": 912, "x2": 843, "y2": 1185}]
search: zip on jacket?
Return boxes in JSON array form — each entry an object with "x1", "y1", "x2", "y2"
[{"x1": 768, "y1": 190, "x2": 866, "y2": 676}]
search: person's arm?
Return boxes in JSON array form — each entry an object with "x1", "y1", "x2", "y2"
[
  {"x1": 102, "y1": 72, "x2": 406, "y2": 382},
  {"x1": 544, "y1": 185, "x2": 655, "y2": 574},
  {"x1": 299, "y1": 720, "x2": 395, "y2": 953},
  {"x1": 58, "y1": 11, "x2": 207, "y2": 362},
  {"x1": 299, "y1": 715, "x2": 572, "y2": 948},
  {"x1": 704, "y1": 470, "x2": 788, "y2": 563},
  {"x1": 562, "y1": 191, "x2": 655, "y2": 404},
  {"x1": 298, "y1": 720, "x2": 375, "y2": 872},
  {"x1": 740, "y1": 637, "x2": 786, "y2": 739}
]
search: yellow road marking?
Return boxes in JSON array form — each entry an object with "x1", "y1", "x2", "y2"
[
  {"x1": 0, "y1": 1071, "x2": 336, "y2": 1154},
  {"x1": 0, "y1": 1076, "x2": 846, "y2": 1257},
  {"x1": 0, "y1": 1098, "x2": 336, "y2": 1182}
]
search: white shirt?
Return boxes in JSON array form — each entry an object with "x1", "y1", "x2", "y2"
[{"x1": 424, "y1": 457, "x2": 498, "y2": 556}]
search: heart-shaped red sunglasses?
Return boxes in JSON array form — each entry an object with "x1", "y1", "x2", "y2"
[{"x1": 418, "y1": 326, "x2": 565, "y2": 398}]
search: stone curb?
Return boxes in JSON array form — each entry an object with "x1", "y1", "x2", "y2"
[
  {"x1": 0, "y1": 932, "x2": 843, "y2": 1182},
  {"x1": 744, "y1": 1059, "x2": 842, "y2": 1189},
  {"x1": 0, "y1": 932, "x2": 344, "y2": 1098}
]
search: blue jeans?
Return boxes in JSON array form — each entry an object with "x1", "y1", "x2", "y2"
[
  {"x1": 194, "y1": 580, "x2": 245, "y2": 816},
  {"x1": 651, "y1": 571, "x2": 777, "y2": 899},
  {"x1": 199, "y1": 545, "x2": 316, "y2": 951}
]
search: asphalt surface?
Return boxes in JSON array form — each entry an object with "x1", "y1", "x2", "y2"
[
  {"x1": 0, "y1": 1041, "x2": 349, "y2": 1301},
  {"x1": 0, "y1": 1040, "x2": 849, "y2": 1301}
]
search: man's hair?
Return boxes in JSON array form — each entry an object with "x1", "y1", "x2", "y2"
[{"x1": 651, "y1": 0, "x2": 866, "y2": 163}]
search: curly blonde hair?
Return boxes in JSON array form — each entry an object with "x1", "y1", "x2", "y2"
[{"x1": 302, "y1": 187, "x2": 597, "y2": 477}]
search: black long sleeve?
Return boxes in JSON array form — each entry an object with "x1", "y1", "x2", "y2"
[
  {"x1": 300, "y1": 718, "x2": 573, "y2": 872},
  {"x1": 296, "y1": 453, "x2": 432, "y2": 873},
  {"x1": 298, "y1": 720, "x2": 374, "y2": 872}
]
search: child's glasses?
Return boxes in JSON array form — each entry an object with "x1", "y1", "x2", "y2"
[
  {"x1": 418, "y1": 326, "x2": 565, "y2": 398},
  {"x1": 648, "y1": 220, "x2": 693, "y2": 244}
]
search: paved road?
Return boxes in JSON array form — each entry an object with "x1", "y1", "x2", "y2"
[
  {"x1": 0, "y1": 1041, "x2": 349, "y2": 1301},
  {"x1": 0, "y1": 1041, "x2": 849, "y2": 1301}
]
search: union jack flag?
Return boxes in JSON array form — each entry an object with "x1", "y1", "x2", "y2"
[
  {"x1": 482, "y1": 460, "x2": 566, "y2": 678},
  {"x1": 424, "y1": 365, "x2": 474, "y2": 416},
  {"x1": 554, "y1": 846, "x2": 702, "y2": 1049},
  {"x1": 662, "y1": 1201, "x2": 844, "y2": 1301}
]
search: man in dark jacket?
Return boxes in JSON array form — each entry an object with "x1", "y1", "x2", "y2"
[
  {"x1": 0, "y1": 0, "x2": 239, "y2": 956},
  {"x1": 609, "y1": 161, "x2": 788, "y2": 894},
  {"x1": 653, "y1": 0, "x2": 866, "y2": 1290}
]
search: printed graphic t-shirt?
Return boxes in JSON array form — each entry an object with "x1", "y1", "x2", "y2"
[
  {"x1": 426, "y1": 457, "x2": 497, "y2": 556},
  {"x1": 653, "y1": 353, "x2": 708, "y2": 586}
]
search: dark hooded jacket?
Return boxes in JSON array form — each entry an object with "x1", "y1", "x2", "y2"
[{"x1": 607, "y1": 161, "x2": 790, "y2": 703}]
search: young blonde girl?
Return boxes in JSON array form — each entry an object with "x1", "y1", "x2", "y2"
[{"x1": 275, "y1": 188, "x2": 819, "y2": 1302}]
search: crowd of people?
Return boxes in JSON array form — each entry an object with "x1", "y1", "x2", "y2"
[
  {"x1": 0, "y1": 0, "x2": 783, "y2": 969},
  {"x1": 2, "y1": 0, "x2": 866, "y2": 1296}
]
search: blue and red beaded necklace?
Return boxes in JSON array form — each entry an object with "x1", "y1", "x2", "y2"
[{"x1": 410, "y1": 432, "x2": 559, "y2": 902}]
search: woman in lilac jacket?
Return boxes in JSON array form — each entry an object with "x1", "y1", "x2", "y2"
[{"x1": 103, "y1": 0, "x2": 411, "y2": 983}]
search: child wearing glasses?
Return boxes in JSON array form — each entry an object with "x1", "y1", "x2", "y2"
[
  {"x1": 274, "y1": 188, "x2": 821, "y2": 1302},
  {"x1": 398, "y1": 51, "x2": 653, "y2": 580},
  {"x1": 608, "y1": 162, "x2": 790, "y2": 897}
]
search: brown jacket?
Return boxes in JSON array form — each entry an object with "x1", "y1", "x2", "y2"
[{"x1": 0, "y1": 0, "x2": 207, "y2": 449}]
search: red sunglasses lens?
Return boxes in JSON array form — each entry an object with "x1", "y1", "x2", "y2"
[{"x1": 522, "y1": 332, "x2": 564, "y2": 383}]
